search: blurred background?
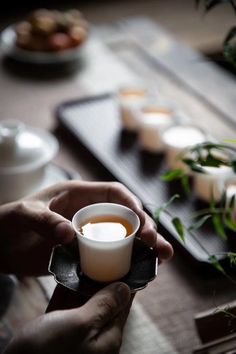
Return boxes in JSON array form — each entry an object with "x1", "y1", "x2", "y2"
[{"x1": 0, "y1": 0, "x2": 235, "y2": 56}]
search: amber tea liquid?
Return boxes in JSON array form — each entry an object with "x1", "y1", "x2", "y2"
[{"x1": 80, "y1": 215, "x2": 133, "y2": 242}]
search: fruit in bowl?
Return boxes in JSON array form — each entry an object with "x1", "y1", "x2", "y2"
[{"x1": 14, "y1": 8, "x2": 89, "y2": 53}]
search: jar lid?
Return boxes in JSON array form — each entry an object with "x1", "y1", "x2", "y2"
[{"x1": 0, "y1": 120, "x2": 59, "y2": 173}]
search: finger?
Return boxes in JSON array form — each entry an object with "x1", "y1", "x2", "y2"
[
  {"x1": 139, "y1": 213, "x2": 173, "y2": 262},
  {"x1": 16, "y1": 200, "x2": 74, "y2": 244},
  {"x1": 50, "y1": 181, "x2": 146, "y2": 224},
  {"x1": 139, "y1": 213, "x2": 158, "y2": 248},
  {"x1": 114, "y1": 295, "x2": 134, "y2": 329},
  {"x1": 49, "y1": 191, "x2": 72, "y2": 220},
  {"x1": 91, "y1": 320, "x2": 123, "y2": 354},
  {"x1": 81, "y1": 282, "x2": 131, "y2": 332},
  {"x1": 91, "y1": 296, "x2": 134, "y2": 354},
  {"x1": 153, "y1": 233, "x2": 174, "y2": 262},
  {"x1": 106, "y1": 182, "x2": 146, "y2": 227}
]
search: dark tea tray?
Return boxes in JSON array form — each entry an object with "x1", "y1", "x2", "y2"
[{"x1": 56, "y1": 93, "x2": 234, "y2": 270}]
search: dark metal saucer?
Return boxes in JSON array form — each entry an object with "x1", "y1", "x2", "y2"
[{"x1": 49, "y1": 238, "x2": 157, "y2": 296}]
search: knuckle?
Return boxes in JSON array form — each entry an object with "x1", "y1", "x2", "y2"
[
  {"x1": 38, "y1": 209, "x2": 51, "y2": 224},
  {"x1": 15, "y1": 200, "x2": 28, "y2": 214},
  {"x1": 12, "y1": 201, "x2": 29, "y2": 222},
  {"x1": 109, "y1": 182, "x2": 128, "y2": 200},
  {"x1": 26, "y1": 202, "x2": 53, "y2": 228},
  {"x1": 112, "y1": 181, "x2": 123, "y2": 188},
  {"x1": 110, "y1": 181, "x2": 124, "y2": 192}
]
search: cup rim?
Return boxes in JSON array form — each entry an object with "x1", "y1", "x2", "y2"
[
  {"x1": 72, "y1": 202, "x2": 140, "y2": 243},
  {"x1": 162, "y1": 123, "x2": 207, "y2": 149}
]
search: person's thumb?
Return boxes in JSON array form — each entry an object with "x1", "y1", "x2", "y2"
[
  {"x1": 81, "y1": 282, "x2": 131, "y2": 330},
  {"x1": 17, "y1": 200, "x2": 75, "y2": 244}
]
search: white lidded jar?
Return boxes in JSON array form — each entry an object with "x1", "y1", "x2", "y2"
[
  {"x1": 0, "y1": 119, "x2": 58, "y2": 204},
  {"x1": 162, "y1": 124, "x2": 207, "y2": 172}
]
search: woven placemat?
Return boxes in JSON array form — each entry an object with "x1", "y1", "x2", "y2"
[{"x1": 121, "y1": 301, "x2": 178, "y2": 354}]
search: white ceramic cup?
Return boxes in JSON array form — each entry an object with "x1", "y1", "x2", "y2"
[
  {"x1": 137, "y1": 104, "x2": 175, "y2": 153},
  {"x1": 193, "y1": 165, "x2": 234, "y2": 203},
  {"x1": 72, "y1": 202, "x2": 140, "y2": 283},
  {"x1": 117, "y1": 86, "x2": 150, "y2": 132},
  {"x1": 224, "y1": 178, "x2": 236, "y2": 222},
  {"x1": 162, "y1": 125, "x2": 207, "y2": 172}
]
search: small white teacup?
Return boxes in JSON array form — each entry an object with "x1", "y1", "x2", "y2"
[{"x1": 72, "y1": 203, "x2": 140, "y2": 283}]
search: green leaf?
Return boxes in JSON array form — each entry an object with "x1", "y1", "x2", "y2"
[
  {"x1": 153, "y1": 194, "x2": 180, "y2": 222},
  {"x1": 210, "y1": 194, "x2": 216, "y2": 211},
  {"x1": 212, "y1": 214, "x2": 228, "y2": 240},
  {"x1": 224, "y1": 42, "x2": 236, "y2": 68},
  {"x1": 182, "y1": 158, "x2": 195, "y2": 165},
  {"x1": 202, "y1": 153, "x2": 226, "y2": 167},
  {"x1": 224, "y1": 26, "x2": 236, "y2": 44},
  {"x1": 153, "y1": 207, "x2": 163, "y2": 223},
  {"x1": 162, "y1": 168, "x2": 191, "y2": 195},
  {"x1": 223, "y1": 214, "x2": 236, "y2": 232},
  {"x1": 224, "y1": 139, "x2": 236, "y2": 144},
  {"x1": 231, "y1": 160, "x2": 236, "y2": 173},
  {"x1": 227, "y1": 252, "x2": 236, "y2": 267},
  {"x1": 161, "y1": 169, "x2": 184, "y2": 182},
  {"x1": 161, "y1": 194, "x2": 180, "y2": 210},
  {"x1": 181, "y1": 142, "x2": 236, "y2": 173},
  {"x1": 189, "y1": 214, "x2": 212, "y2": 231},
  {"x1": 208, "y1": 255, "x2": 226, "y2": 275},
  {"x1": 229, "y1": 195, "x2": 236, "y2": 209},
  {"x1": 189, "y1": 164, "x2": 206, "y2": 174},
  {"x1": 181, "y1": 174, "x2": 191, "y2": 195},
  {"x1": 190, "y1": 142, "x2": 234, "y2": 152},
  {"x1": 172, "y1": 217, "x2": 185, "y2": 242}
]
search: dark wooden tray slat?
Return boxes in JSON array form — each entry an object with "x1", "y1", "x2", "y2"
[{"x1": 57, "y1": 93, "x2": 233, "y2": 269}]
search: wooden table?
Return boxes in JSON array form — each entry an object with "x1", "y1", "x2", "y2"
[{"x1": 1, "y1": 17, "x2": 236, "y2": 354}]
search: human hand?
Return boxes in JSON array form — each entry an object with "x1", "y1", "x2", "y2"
[
  {"x1": 0, "y1": 193, "x2": 74, "y2": 275},
  {"x1": 0, "y1": 180, "x2": 173, "y2": 275},
  {"x1": 44, "y1": 180, "x2": 173, "y2": 261},
  {"x1": 4, "y1": 282, "x2": 131, "y2": 354}
]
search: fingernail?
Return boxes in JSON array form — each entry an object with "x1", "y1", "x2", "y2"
[{"x1": 115, "y1": 283, "x2": 130, "y2": 306}]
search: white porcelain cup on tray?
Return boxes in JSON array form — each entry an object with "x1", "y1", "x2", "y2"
[{"x1": 72, "y1": 202, "x2": 140, "y2": 283}]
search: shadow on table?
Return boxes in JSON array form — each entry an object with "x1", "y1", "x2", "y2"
[{"x1": 1, "y1": 56, "x2": 85, "y2": 80}]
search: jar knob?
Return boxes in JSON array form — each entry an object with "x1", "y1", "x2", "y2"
[{"x1": 0, "y1": 120, "x2": 25, "y2": 147}]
